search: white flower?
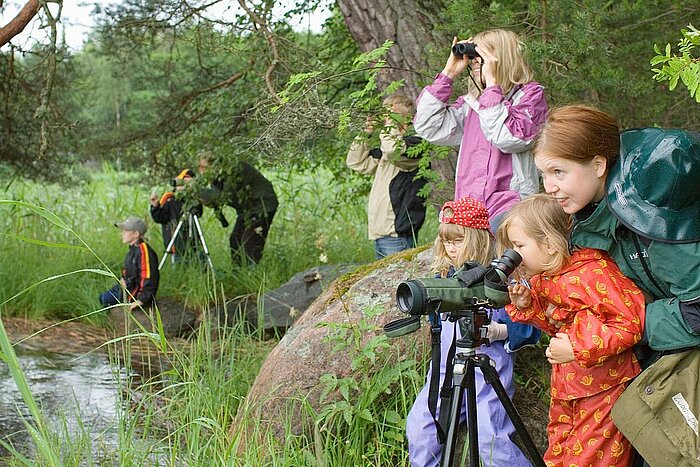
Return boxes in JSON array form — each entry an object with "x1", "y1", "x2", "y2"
[{"x1": 319, "y1": 253, "x2": 328, "y2": 263}]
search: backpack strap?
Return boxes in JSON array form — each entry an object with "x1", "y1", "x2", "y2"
[
  {"x1": 427, "y1": 311, "x2": 450, "y2": 444},
  {"x1": 504, "y1": 84, "x2": 522, "y2": 102}
]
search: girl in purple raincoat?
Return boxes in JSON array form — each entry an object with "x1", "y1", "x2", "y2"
[
  {"x1": 414, "y1": 28, "x2": 547, "y2": 229},
  {"x1": 406, "y1": 196, "x2": 537, "y2": 466}
]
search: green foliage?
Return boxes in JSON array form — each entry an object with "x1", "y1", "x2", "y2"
[
  {"x1": 433, "y1": 0, "x2": 698, "y2": 128},
  {"x1": 315, "y1": 303, "x2": 422, "y2": 464},
  {"x1": 5, "y1": 0, "x2": 699, "y2": 181},
  {"x1": 0, "y1": 45, "x2": 83, "y2": 180},
  {"x1": 0, "y1": 163, "x2": 404, "y2": 319},
  {"x1": 652, "y1": 24, "x2": 700, "y2": 102}
]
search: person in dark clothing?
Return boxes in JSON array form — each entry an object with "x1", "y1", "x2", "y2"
[
  {"x1": 99, "y1": 216, "x2": 159, "y2": 310},
  {"x1": 197, "y1": 155, "x2": 278, "y2": 265},
  {"x1": 149, "y1": 168, "x2": 203, "y2": 265}
]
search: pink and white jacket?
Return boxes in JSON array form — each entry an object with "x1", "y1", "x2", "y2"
[{"x1": 414, "y1": 73, "x2": 547, "y2": 218}]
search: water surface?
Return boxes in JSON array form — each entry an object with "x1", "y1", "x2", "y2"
[{"x1": 0, "y1": 348, "x2": 125, "y2": 462}]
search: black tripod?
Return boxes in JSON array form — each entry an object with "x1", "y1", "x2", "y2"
[
  {"x1": 439, "y1": 314, "x2": 545, "y2": 467},
  {"x1": 158, "y1": 211, "x2": 215, "y2": 273}
]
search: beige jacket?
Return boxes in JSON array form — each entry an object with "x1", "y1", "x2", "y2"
[{"x1": 346, "y1": 128, "x2": 423, "y2": 240}]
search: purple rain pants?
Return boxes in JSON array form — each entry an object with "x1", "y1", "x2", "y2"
[{"x1": 406, "y1": 309, "x2": 531, "y2": 467}]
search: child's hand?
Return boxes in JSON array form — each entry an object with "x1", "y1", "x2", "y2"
[
  {"x1": 442, "y1": 37, "x2": 471, "y2": 79},
  {"x1": 508, "y1": 283, "x2": 532, "y2": 309},
  {"x1": 545, "y1": 303, "x2": 565, "y2": 329},
  {"x1": 545, "y1": 332, "x2": 575, "y2": 364},
  {"x1": 474, "y1": 44, "x2": 498, "y2": 88},
  {"x1": 485, "y1": 321, "x2": 507, "y2": 342}
]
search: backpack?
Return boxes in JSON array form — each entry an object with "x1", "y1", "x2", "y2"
[{"x1": 612, "y1": 349, "x2": 700, "y2": 466}]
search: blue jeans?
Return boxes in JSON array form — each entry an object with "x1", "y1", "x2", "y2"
[
  {"x1": 374, "y1": 235, "x2": 416, "y2": 259},
  {"x1": 99, "y1": 283, "x2": 122, "y2": 306}
]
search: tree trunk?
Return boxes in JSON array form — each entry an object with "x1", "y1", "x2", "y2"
[
  {"x1": 338, "y1": 0, "x2": 456, "y2": 198},
  {"x1": 336, "y1": 0, "x2": 444, "y2": 101}
]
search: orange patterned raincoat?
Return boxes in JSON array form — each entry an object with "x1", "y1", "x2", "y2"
[{"x1": 507, "y1": 248, "x2": 646, "y2": 467}]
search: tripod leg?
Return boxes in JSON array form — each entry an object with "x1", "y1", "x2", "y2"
[
  {"x1": 440, "y1": 356, "x2": 480, "y2": 467},
  {"x1": 475, "y1": 354, "x2": 546, "y2": 467},
  {"x1": 158, "y1": 218, "x2": 185, "y2": 270},
  {"x1": 192, "y1": 214, "x2": 215, "y2": 274},
  {"x1": 465, "y1": 358, "x2": 480, "y2": 467},
  {"x1": 441, "y1": 361, "x2": 466, "y2": 467}
]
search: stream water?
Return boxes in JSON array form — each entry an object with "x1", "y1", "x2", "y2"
[{"x1": 0, "y1": 348, "x2": 126, "y2": 463}]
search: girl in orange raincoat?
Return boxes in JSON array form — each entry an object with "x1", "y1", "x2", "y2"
[{"x1": 498, "y1": 193, "x2": 645, "y2": 467}]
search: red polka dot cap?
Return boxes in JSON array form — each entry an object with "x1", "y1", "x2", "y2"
[{"x1": 439, "y1": 196, "x2": 490, "y2": 230}]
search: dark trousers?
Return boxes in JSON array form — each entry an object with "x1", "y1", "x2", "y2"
[
  {"x1": 230, "y1": 209, "x2": 276, "y2": 265},
  {"x1": 99, "y1": 283, "x2": 123, "y2": 306}
]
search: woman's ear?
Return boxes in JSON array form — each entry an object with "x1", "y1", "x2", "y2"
[{"x1": 592, "y1": 155, "x2": 607, "y2": 178}]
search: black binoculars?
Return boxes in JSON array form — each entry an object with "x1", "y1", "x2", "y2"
[{"x1": 452, "y1": 42, "x2": 480, "y2": 59}]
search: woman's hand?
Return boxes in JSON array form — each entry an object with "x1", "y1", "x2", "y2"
[
  {"x1": 546, "y1": 332, "x2": 575, "y2": 364},
  {"x1": 475, "y1": 43, "x2": 498, "y2": 88},
  {"x1": 508, "y1": 283, "x2": 532, "y2": 309},
  {"x1": 441, "y1": 37, "x2": 470, "y2": 80}
]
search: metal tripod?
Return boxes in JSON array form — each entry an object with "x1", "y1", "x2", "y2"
[
  {"x1": 440, "y1": 339, "x2": 546, "y2": 467},
  {"x1": 158, "y1": 212, "x2": 215, "y2": 273}
]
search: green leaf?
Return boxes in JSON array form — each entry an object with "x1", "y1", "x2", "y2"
[
  {"x1": 384, "y1": 430, "x2": 405, "y2": 442},
  {"x1": 669, "y1": 73, "x2": 679, "y2": 91},
  {"x1": 339, "y1": 381, "x2": 350, "y2": 401},
  {"x1": 0, "y1": 233, "x2": 87, "y2": 251},
  {"x1": 357, "y1": 408, "x2": 374, "y2": 422},
  {"x1": 384, "y1": 410, "x2": 403, "y2": 424},
  {"x1": 649, "y1": 55, "x2": 668, "y2": 66}
]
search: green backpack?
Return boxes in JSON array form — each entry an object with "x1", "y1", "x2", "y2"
[{"x1": 612, "y1": 349, "x2": 700, "y2": 466}]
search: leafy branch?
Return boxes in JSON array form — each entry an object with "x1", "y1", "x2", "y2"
[{"x1": 651, "y1": 24, "x2": 700, "y2": 102}]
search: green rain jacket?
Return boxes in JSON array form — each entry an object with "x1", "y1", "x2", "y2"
[{"x1": 571, "y1": 199, "x2": 700, "y2": 352}]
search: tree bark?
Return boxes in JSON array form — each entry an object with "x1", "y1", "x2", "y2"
[
  {"x1": 0, "y1": 0, "x2": 40, "y2": 47},
  {"x1": 338, "y1": 0, "x2": 456, "y2": 198}
]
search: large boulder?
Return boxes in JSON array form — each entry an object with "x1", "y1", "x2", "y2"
[
  {"x1": 107, "y1": 297, "x2": 198, "y2": 338},
  {"x1": 229, "y1": 247, "x2": 433, "y2": 446}
]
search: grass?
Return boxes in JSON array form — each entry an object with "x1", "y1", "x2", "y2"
[
  {"x1": 0, "y1": 164, "x2": 450, "y2": 465},
  {"x1": 0, "y1": 164, "x2": 437, "y2": 320}
]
